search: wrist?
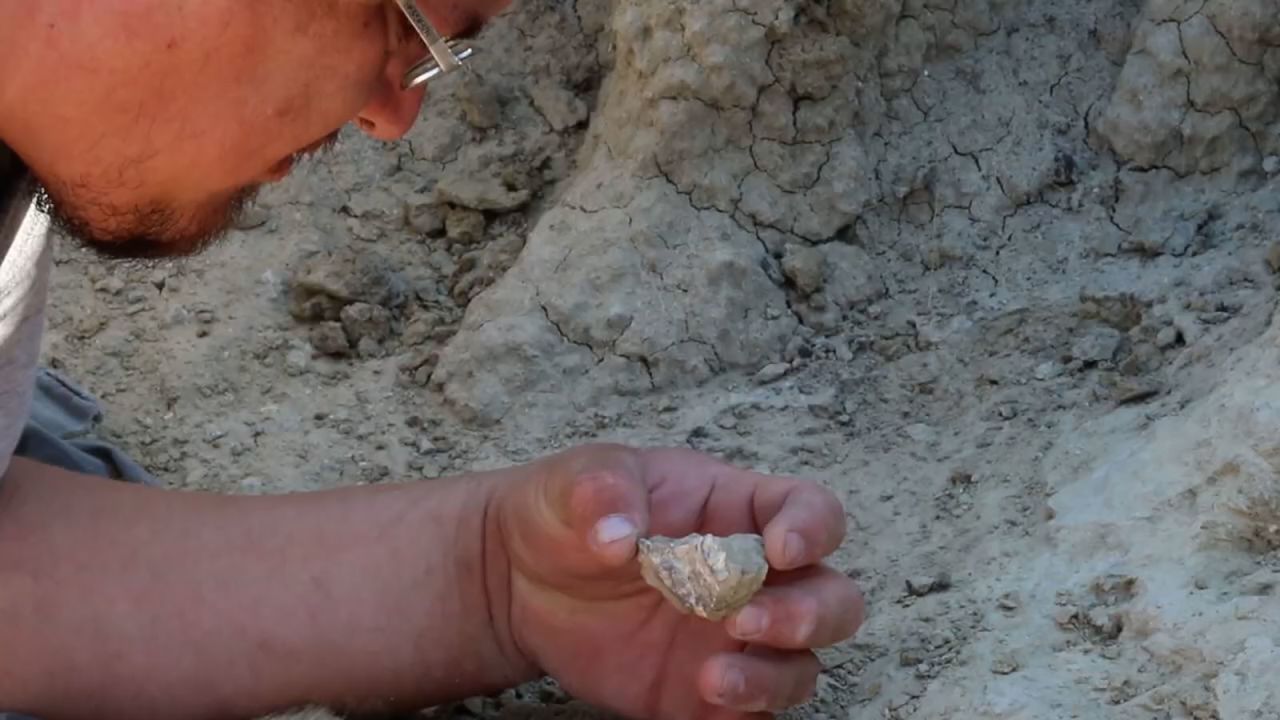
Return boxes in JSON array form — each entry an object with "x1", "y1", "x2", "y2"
[{"x1": 470, "y1": 470, "x2": 543, "y2": 687}]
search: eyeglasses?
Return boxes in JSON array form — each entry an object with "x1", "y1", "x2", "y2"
[{"x1": 391, "y1": 0, "x2": 476, "y2": 90}]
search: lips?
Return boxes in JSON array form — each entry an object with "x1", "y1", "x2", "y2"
[{"x1": 263, "y1": 129, "x2": 343, "y2": 182}]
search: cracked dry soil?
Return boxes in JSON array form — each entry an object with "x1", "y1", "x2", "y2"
[{"x1": 39, "y1": 0, "x2": 1280, "y2": 718}]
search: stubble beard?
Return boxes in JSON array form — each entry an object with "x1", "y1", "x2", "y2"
[{"x1": 33, "y1": 181, "x2": 261, "y2": 261}]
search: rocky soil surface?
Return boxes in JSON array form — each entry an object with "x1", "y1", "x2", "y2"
[{"x1": 39, "y1": 0, "x2": 1280, "y2": 718}]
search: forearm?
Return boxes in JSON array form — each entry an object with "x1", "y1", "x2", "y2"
[{"x1": 0, "y1": 457, "x2": 537, "y2": 720}]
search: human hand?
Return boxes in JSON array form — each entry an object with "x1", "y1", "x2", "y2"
[{"x1": 490, "y1": 444, "x2": 865, "y2": 719}]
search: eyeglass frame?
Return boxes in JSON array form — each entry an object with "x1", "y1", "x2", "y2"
[{"x1": 390, "y1": 0, "x2": 476, "y2": 90}]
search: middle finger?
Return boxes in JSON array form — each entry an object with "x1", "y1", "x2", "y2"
[{"x1": 724, "y1": 564, "x2": 865, "y2": 649}]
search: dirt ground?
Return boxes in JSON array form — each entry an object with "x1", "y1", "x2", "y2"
[{"x1": 37, "y1": 0, "x2": 1280, "y2": 718}]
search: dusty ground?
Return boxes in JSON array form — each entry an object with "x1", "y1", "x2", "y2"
[{"x1": 37, "y1": 0, "x2": 1280, "y2": 718}]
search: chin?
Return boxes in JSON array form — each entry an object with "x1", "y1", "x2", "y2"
[{"x1": 36, "y1": 182, "x2": 261, "y2": 260}]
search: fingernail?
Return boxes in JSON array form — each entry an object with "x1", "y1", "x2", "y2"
[
  {"x1": 784, "y1": 532, "x2": 806, "y2": 566},
  {"x1": 733, "y1": 604, "x2": 769, "y2": 638},
  {"x1": 720, "y1": 667, "x2": 746, "y2": 702},
  {"x1": 593, "y1": 514, "x2": 636, "y2": 547}
]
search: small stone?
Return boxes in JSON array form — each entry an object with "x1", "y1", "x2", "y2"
[
  {"x1": 435, "y1": 176, "x2": 531, "y2": 213},
  {"x1": 783, "y1": 336, "x2": 810, "y2": 363},
  {"x1": 906, "y1": 573, "x2": 951, "y2": 596},
  {"x1": 1087, "y1": 608, "x2": 1123, "y2": 640},
  {"x1": 311, "y1": 322, "x2": 351, "y2": 357},
  {"x1": 444, "y1": 206, "x2": 486, "y2": 244},
  {"x1": 1155, "y1": 325, "x2": 1180, "y2": 349},
  {"x1": 457, "y1": 78, "x2": 502, "y2": 129},
  {"x1": 530, "y1": 78, "x2": 589, "y2": 131},
  {"x1": 406, "y1": 198, "x2": 445, "y2": 237},
  {"x1": 289, "y1": 294, "x2": 344, "y2": 323},
  {"x1": 1113, "y1": 381, "x2": 1161, "y2": 405},
  {"x1": 1193, "y1": 577, "x2": 1210, "y2": 590},
  {"x1": 898, "y1": 647, "x2": 925, "y2": 666},
  {"x1": 903, "y1": 423, "x2": 937, "y2": 444},
  {"x1": 1053, "y1": 607, "x2": 1078, "y2": 628},
  {"x1": 1052, "y1": 149, "x2": 1077, "y2": 186},
  {"x1": 1071, "y1": 326, "x2": 1123, "y2": 365},
  {"x1": 991, "y1": 655, "x2": 1019, "y2": 675},
  {"x1": 284, "y1": 348, "x2": 309, "y2": 376},
  {"x1": 997, "y1": 404, "x2": 1018, "y2": 420},
  {"x1": 233, "y1": 204, "x2": 271, "y2": 230},
  {"x1": 997, "y1": 592, "x2": 1020, "y2": 611},
  {"x1": 356, "y1": 336, "x2": 384, "y2": 359},
  {"x1": 340, "y1": 302, "x2": 393, "y2": 345},
  {"x1": 755, "y1": 362, "x2": 791, "y2": 384},
  {"x1": 1033, "y1": 361, "x2": 1062, "y2": 380},
  {"x1": 195, "y1": 309, "x2": 217, "y2": 324},
  {"x1": 781, "y1": 244, "x2": 826, "y2": 296},
  {"x1": 1264, "y1": 155, "x2": 1280, "y2": 175},
  {"x1": 637, "y1": 533, "x2": 769, "y2": 621},
  {"x1": 95, "y1": 277, "x2": 126, "y2": 295},
  {"x1": 125, "y1": 288, "x2": 148, "y2": 305}
]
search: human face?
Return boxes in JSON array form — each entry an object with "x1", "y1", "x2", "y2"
[{"x1": 1, "y1": 0, "x2": 509, "y2": 258}]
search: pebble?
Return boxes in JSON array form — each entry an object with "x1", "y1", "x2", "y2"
[
  {"x1": 997, "y1": 592, "x2": 1020, "y2": 611},
  {"x1": 457, "y1": 78, "x2": 502, "y2": 129},
  {"x1": 356, "y1": 336, "x2": 384, "y2": 359},
  {"x1": 1266, "y1": 241, "x2": 1280, "y2": 274},
  {"x1": 898, "y1": 647, "x2": 925, "y2": 667},
  {"x1": 233, "y1": 204, "x2": 270, "y2": 230},
  {"x1": 903, "y1": 423, "x2": 937, "y2": 444},
  {"x1": 1071, "y1": 326, "x2": 1122, "y2": 364},
  {"x1": 530, "y1": 78, "x2": 590, "y2": 131},
  {"x1": 1155, "y1": 325, "x2": 1180, "y2": 349},
  {"x1": 990, "y1": 655, "x2": 1019, "y2": 675},
  {"x1": 284, "y1": 349, "x2": 309, "y2": 376},
  {"x1": 906, "y1": 572, "x2": 951, "y2": 596},
  {"x1": 781, "y1": 244, "x2": 826, "y2": 296},
  {"x1": 1053, "y1": 606, "x2": 1079, "y2": 628},
  {"x1": 444, "y1": 206, "x2": 486, "y2": 244},
  {"x1": 1033, "y1": 361, "x2": 1062, "y2": 380},
  {"x1": 407, "y1": 199, "x2": 445, "y2": 237},
  {"x1": 1265, "y1": 155, "x2": 1280, "y2": 175},
  {"x1": 340, "y1": 302, "x2": 393, "y2": 344},
  {"x1": 755, "y1": 362, "x2": 791, "y2": 384},
  {"x1": 95, "y1": 277, "x2": 126, "y2": 295},
  {"x1": 311, "y1": 322, "x2": 351, "y2": 356}
]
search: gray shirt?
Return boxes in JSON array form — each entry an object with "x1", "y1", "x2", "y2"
[{"x1": 0, "y1": 142, "x2": 52, "y2": 479}]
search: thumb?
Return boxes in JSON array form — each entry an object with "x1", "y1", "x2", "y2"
[{"x1": 535, "y1": 444, "x2": 652, "y2": 571}]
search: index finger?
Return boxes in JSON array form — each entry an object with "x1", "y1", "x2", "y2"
[{"x1": 751, "y1": 476, "x2": 846, "y2": 571}]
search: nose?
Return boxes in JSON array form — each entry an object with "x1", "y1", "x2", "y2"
[{"x1": 355, "y1": 43, "x2": 428, "y2": 141}]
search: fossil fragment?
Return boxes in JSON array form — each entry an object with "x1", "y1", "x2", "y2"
[{"x1": 637, "y1": 532, "x2": 769, "y2": 621}]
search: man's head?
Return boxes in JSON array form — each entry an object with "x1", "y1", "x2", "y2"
[{"x1": 0, "y1": 0, "x2": 510, "y2": 258}]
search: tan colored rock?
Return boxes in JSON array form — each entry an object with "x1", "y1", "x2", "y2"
[{"x1": 637, "y1": 532, "x2": 769, "y2": 621}]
